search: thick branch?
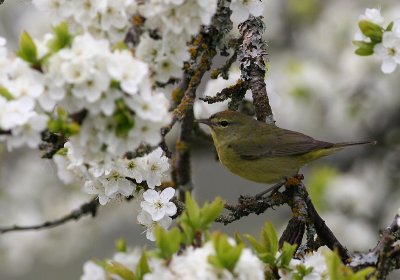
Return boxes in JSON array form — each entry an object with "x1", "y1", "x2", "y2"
[
  {"x1": 350, "y1": 214, "x2": 400, "y2": 278},
  {"x1": 303, "y1": 185, "x2": 350, "y2": 262},
  {"x1": 0, "y1": 198, "x2": 99, "y2": 234},
  {"x1": 171, "y1": 1, "x2": 232, "y2": 201},
  {"x1": 216, "y1": 191, "x2": 288, "y2": 225},
  {"x1": 238, "y1": 16, "x2": 274, "y2": 123}
]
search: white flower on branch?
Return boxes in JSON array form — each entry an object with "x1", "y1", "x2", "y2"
[
  {"x1": 81, "y1": 261, "x2": 106, "y2": 280},
  {"x1": 141, "y1": 148, "x2": 170, "y2": 189},
  {"x1": 230, "y1": 0, "x2": 264, "y2": 24},
  {"x1": 141, "y1": 187, "x2": 177, "y2": 221},
  {"x1": 359, "y1": 8, "x2": 384, "y2": 25},
  {"x1": 374, "y1": 31, "x2": 400, "y2": 73},
  {"x1": 107, "y1": 50, "x2": 149, "y2": 95},
  {"x1": 137, "y1": 210, "x2": 172, "y2": 241}
]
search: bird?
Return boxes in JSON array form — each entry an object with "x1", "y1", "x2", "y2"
[{"x1": 196, "y1": 110, "x2": 375, "y2": 188}]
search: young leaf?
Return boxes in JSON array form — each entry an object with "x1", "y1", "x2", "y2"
[
  {"x1": 209, "y1": 233, "x2": 244, "y2": 272},
  {"x1": 353, "y1": 267, "x2": 375, "y2": 280},
  {"x1": 261, "y1": 222, "x2": 279, "y2": 256},
  {"x1": 352, "y1": 41, "x2": 374, "y2": 56},
  {"x1": 199, "y1": 197, "x2": 224, "y2": 229},
  {"x1": 358, "y1": 20, "x2": 383, "y2": 43},
  {"x1": 184, "y1": 192, "x2": 201, "y2": 227},
  {"x1": 115, "y1": 239, "x2": 127, "y2": 252},
  {"x1": 386, "y1": 21, "x2": 394, "y2": 32},
  {"x1": 0, "y1": 86, "x2": 14, "y2": 101},
  {"x1": 279, "y1": 242, "x2": 297, "y2": 267},
  {"x1": 135, "y1": 252, "x2": 151, "y2": 280},
  {"x1": 243, "y1": 234, "x2": 264, "y2": 254},
  {"x1": 16, "y1": 31, "x2": 38, "y2": 65},
  {"x1": 47, "y1": 22, "x2": 72, "y2": 52},
  {"x1": 106, "y1": 261, "x2": 136, "y2": 280},
  {"x1": 325, "y1": 251, "x2": 343, "y2": 280},
  {"x1": 154, "y1": 226, "x2": 181, "y2": 260}
]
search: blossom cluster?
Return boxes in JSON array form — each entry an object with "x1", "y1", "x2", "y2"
[
  {"x1": 279, "y1": 247, "x2": 328, "y2": 280},
  {"x1": 354, "y1": 8, "x2": 400, "y2": 73},
  {"x1": 136, "y1": 0, "x2": 217, "y2": 83},
  {"x1": 0, "y1": 24, "x2": 173, "y2": 214},
  {"x1": 81, "y1": 242, "x2": 264, "y2": 280},
  {"x1": 33, "y1": 0, "x2": 137, "y2": 43},
  {"x1": 0, "y1": 38, "x2": 49, "y2": 150}
]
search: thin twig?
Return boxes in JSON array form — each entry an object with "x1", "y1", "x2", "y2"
[{"x1": 0, "y1": 198, "x2": 99, "y2": 234}]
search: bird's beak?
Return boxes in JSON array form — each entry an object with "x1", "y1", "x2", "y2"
[{"x1": 195, "y1": 118, "x2": 212, "y2": 126}]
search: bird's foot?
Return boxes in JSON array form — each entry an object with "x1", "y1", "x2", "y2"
[
  {"x1": 284, "y1": 174, "x2": 304, "y2": 187},
  {"x1": 255, "y1": 181, "x2": 285, "y2": 199}
]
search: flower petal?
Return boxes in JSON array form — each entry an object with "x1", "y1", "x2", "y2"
[
  {"x1": 165, "y1": 202, "x2": 177, "y2": 216},
  {"x1": 143, "y1": 189, "x2": 159, "y2": 202},
  {"x1": 160, "y1": 187, "x2": 175, "y2": 202},
  {"x1": 381, "y1": 58, "x2": 397, "y2": 73}
]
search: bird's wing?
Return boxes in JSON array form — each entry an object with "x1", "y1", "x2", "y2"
[{"x1": 233, "y1": 127, "x2": 334, "y2": 160}]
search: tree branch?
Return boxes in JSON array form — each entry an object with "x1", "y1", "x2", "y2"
[
  {"x1": 238, "y1": 16, "x2": 274, "y2": 124},
  {"x1": 171, "y1": 0, "x2": 233, "y2": 201},
  {"x1": 0, "y1": 198, "x2": 99, "y2": 234}
]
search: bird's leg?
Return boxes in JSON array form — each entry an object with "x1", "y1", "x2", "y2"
[
  {"x1": 285, "y1": 174, "x2": 304, "y2": 187},
  {"x1": 255, "y1": 174, "x2": 305, "y2": 199},
  {"x1": 255, "y1": 180, "x2": 285, "y2": 199}
]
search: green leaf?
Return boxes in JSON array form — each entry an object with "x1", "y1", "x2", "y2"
[
  {"x1": 154, "y1": 226, "x2": 181, "y2": 260},
  {"x1": 325, "y1": 251, "x2": 343, "y2": 280},
  {"x1": 386, "y1": 21, "x2": 394, "y2": 32},
  {"x1": 113, "y1": 99, "x2": 134, "y2": 137},
  {"x1": 47, "y1": 22, "x2": 72, "y2": 52},
  {"x1": 16, "y1": 31, "x2": 38, "y2": 65},
  {"x1": 355, "y1": 47, "x2": 374, "y2": 56},
  {"x1": 209, "y1": 233, "x2": 244, "y2": 272},
  {"x1": 257, "y1": 252, "x2": 276, "y2": 264},
  {"x1": 0, "y1": 86, "x2": 14, "y2": 100},
  {"x1": 352, "y1": 40, "x2": 375, "y2": 56},
  {"x1": 106, "y1": 261, "x2": 136, "y2": 280},
  {"x1": 293, "y1": 264, "x2": 313, "y2": 280},
  {"x1": 261, "y1": 222, "x2": 278, "y2": 256},
  {"x1": 279, "y1": 242, "x2": 297, "y2": 267},
  {"x1": 182, "y1": 192, "x2": 201, "y2": 228},
  {"x1": 353, "y1": 267, "x2": 375, "y2": 280},
  {"x1": 115, "y1": 239, "x2": 127, "y2": 252},
  {"x1": 243, "y1": 234, "x2": 264, "y2": 254},
  {"x1": 199, "y1": 197, "x2": 224, "y2": 229},
  {"x1": 113, "y1": 41, "x2": 129, "y2": 51},
  {"x1": 358, "y1": 20, "x2": 383, "y2": 43},
  {"x1": 135, "y1": 252, "x2": 151, "y2": 280}
]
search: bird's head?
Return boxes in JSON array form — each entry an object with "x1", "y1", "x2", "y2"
[{"x1": 196, "y1": 110, "x2": 254, "y2": 143}]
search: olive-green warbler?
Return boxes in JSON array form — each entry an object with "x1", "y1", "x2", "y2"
[{"x1": 197, "y1": 110, "x2": 375, "y2": 184}]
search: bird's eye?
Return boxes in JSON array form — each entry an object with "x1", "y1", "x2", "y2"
[{"x1": 219, "y1": 121, "x2": 229, "y2": 127}]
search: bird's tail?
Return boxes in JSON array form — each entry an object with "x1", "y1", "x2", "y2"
[{"x1": 332, "y1": 140, "x2": 377, "y2": 148}]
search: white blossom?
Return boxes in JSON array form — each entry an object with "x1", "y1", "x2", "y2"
[
  {"x1": 141, "y1": 188, "x2": 177, "y2": 221},
  {"x1": 233, "y1": 248, "x2": 264, "y2": 279},
  {"x1": 107, "y1": 50, "x2": 149, "y2": 95},
  {"x1": 7, "y1": 114, "x2": 49, "y2": 150},
  {"x1": 230, "y1": 0, "x2": 264, "y2": 24},
  {"x1": 359, "y1": 8, "x2": 384, "y2": 25},
  {"x1": 141, "y1": 148, "x2": 170, "y2": 189},
  {"x1": 0, "y1": 97, "x2": 35, "y2": 130},
  {"x1": 126, "y1": 92, "x2": 170, "y2": 123},
  {"x1": 374, "y1": 31, "x2": 400, "y2": 73},
  {"x1": 81, "y1": 261, "x2": 106, "y2": 280},
  {"x1": 137, "y1": 210, "x2": 172, "y2": 241}
]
